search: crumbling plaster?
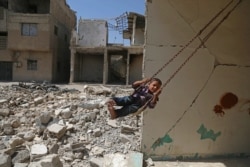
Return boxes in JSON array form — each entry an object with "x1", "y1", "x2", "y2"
[{"x1": 142, "y1": 0, "x2": 250, "y2": 160}]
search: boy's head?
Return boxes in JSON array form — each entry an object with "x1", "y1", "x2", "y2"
[{"x1": 148, "y1": 78, "x2": 162, "y2": 93}]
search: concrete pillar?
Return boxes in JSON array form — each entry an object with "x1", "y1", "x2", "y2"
[
  {"x1": 126, "y1": 51, "x2": 130, "y2": 85},
  {"x1": 103, "y1": 48, "x2": 108, "y2": 84},
  {"x1": 69, "y1": 49, "x2": 76, "y2": 83},
  {"x1": 132, "y1": 15, "x2": 137, "y2": 45}
]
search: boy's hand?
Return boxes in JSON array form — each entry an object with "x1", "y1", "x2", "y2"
[
  {"x1": 154, "y1": 88, "x2": 162, "y2": 96},
  {"x1": 142, "y1": 78, "x2": 150, "y2": 83}
]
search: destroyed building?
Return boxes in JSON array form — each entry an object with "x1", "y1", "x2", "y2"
[
  {"x1": 0, "y1": 0, "x2": 76, "y2": 82},
  {"x1": 69, "y1": 12, "x2": 145, "y2": 85}
]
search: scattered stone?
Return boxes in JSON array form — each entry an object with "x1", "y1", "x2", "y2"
[
  {"x1": 23, "y1": 131, "x2": 35, "y2": 141},
  {"x1": 93, "y1": 128, "x2": 102, "y2": 137},
  {"x1": 39, "y1": 112, "x2": 52, "y2": 124},
  {"x1": 91, "y1": 146, "x2": 105, "y2": 156},
  {"x1": 13, "y1": 163, "x2": 28, "y2": 167},
  {"x1": 28, "y1": 154, "x2": 62, "y2": 167},
  {"x1": 61, "y1": 108, "x2": 73, "y2": 119},
  {"x1": 49, "y1": 144, "x2": 59, "y2": 154},
  {"x1": 89, "y1": 157, "x2": 104, "y2": 167},
  {"x1": 0, "y1": 108, "x2": 10, "y2": 117},
  {"x1": 12, "y1": 149, "x2": 30, "y2": 164},
  {"x1": 0, "y1": 153, "x2": 11, "y2": 167},
  {"x1": 47, "y1": 124, "x2": 67, "y2": 139},
  {"x1": 121, "y1": 125, "x2": 137, "y2": 134},
  {"x1": 31, "y1": 144, "x2": 48, "y2": 156},
  {"x1": 34, "y1": 97, "x2": 44, "y2": 106},
  {"x1": 0, "y1": 99, "x2": 8, "y2": 105},
  {"x1": 0, "y1": 83, "x2": 142, "y2": 167},
  {"x1": 8, "y1": 137, "x2": 24, "y2": 148},
  {"x1": 107, "y1": 119, "x2": 119, "y2": 128},
  {"x1": 11, "y1": 119, "x2": 21, "y2": 128}
]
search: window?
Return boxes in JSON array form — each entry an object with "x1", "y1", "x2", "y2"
[
  {"x1": 21, "y1": 23, "x2": 37, "y2": 36},
  {"x1": 27, "y1": 59, "x2": 37, "y2": 70},
  {"x1": 0, "y1": 32, "x2": 7, "y2": 50},
  {"x1": 0, "y1": 7, "x2": 4, "y2": 20}
]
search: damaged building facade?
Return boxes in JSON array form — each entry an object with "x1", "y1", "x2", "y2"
[
  {"x1": 142, "y1": 0, "x2": 250, "y2": 160},
  {"x1": 0, "y1": 0, "x2": 76, "y2": 82},
  {"x1": 70, "y1": 12, "x2": 145, "y2": 85}
]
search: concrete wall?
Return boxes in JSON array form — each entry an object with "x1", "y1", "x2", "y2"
[
  {"x1": 7, "y1": 13, "x2": 51, "y2": 51},
  {"x1": 142, "y1": 0, "x2": 250, "y2": 160},
  {"x1": 50, "y1": 0, "x2": 76, "y2": 30},
  {"x1": 75, "y1": 53, "x2": 104, "y2": 83},
  {"x1": 129, "y1": 54, "x2": 143, "y2": 84},
  {"x1": 78, "y1": 19, "x2": 108, "y2": 47},
  {"x1": 133, "y1": 28, "x2": 144, "y2": 46},
  {"x1": 12, "y1": 51, "x2": 52, "y2": 82}
]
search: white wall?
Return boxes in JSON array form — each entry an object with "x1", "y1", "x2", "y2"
[
  {"x1": 78, "y1": 19, "x2": 108, "y2": 47},
  {"x1": 142, "y1": 0, "x2": 250, "y2": 160}
]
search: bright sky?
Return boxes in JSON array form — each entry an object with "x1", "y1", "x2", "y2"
[{"x1": 66, "y1": 0, "x2": 145, "y2": 45}]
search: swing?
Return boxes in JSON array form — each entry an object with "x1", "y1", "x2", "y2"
[{"x1": 133, "y1": 0, "x2": 242, "y2": 116}]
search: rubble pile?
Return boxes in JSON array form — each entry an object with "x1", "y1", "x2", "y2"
[{"x1": 0, "y1": 83, "x2": 148, "y2": 167}]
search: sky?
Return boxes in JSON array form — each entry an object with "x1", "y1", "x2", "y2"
[{"x1": 66, "y1": 0, "x2": 145, "y2": 45}]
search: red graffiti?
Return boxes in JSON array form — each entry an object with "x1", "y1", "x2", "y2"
[
  {"x1": 213, "y1": 104, "x2": 225, "y2": 116},
  {"x1": 213, "y1": 92, "x2": 238, "y2": 116},
  {"x1": 220, "y1": 92, "x2": 238, "y2": 109}
]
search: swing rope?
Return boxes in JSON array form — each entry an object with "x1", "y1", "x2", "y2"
[
  {"x1": 151, "y1": 0, "x2": 235, "y2": 89},
  {"x1": 133, "y1": 0, "x2": 242, "y2": 116}
]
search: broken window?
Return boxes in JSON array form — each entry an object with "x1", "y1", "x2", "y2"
[
  {"x1": 27, "y1": 59, "x2": 37, "y2": 71},
  {"x1": 0, "y1": 32, "x2": 7, "y2": 50},
  {"x1": 0, "y1": 0, "x2": 8, "y2": 9},
  {"x1": 10, "y1": 0, "x2": 49, "y2": 14},
  {"x1": 28, "y1": 4, "x2": 37, "y2": 13},
  {"x1": 21, "y1": 23, "x2": 37, "y2": 36}
]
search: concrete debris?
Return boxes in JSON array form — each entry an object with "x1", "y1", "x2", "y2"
[
  {"x1": 0, "y1": 82, "x2": 155, "y2": 167},
  {"x1": 0, "y1": 153, "x2": 11, "y2": 167}
]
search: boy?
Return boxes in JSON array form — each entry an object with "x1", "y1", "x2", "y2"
[{"x1": 106, "y1": 78, "x2": 162, "y2": 119}]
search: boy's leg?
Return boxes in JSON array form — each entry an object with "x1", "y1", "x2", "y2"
[
  {"x1": 106, "y1": 96, "x2": 135, "y2": 119},
  {"x1": 107, "y1": 103, "x2": 117, "y2": 119},
  {"x1": 106, "y1": 99, "x2": 117, "y2": 119},
  {"x1": 115, "y1": 104, "x2": 139, "y2": 118},
  {"x1": 106, "y1": 99, "x2": 116, "y2": 106}
]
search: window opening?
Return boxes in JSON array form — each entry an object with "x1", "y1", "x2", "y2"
[
  {"x1": 28, "y1": 5, "x2": 37, "y2": 13},
  {"x1": 0, "y1": 32, "x2": 7, "y2": 49},
  {"x1": 21, "y1": 23, "x2": 37, "y2": 36},
  {"x1": 0, "y1": 7, "x2": 4, "y2": 19},
  {"x1": 27, "y1": 59, "x2": 37, "y2": 70}
]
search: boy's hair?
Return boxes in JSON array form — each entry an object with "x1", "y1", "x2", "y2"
[{"x1": 151, "y1": 78, "x2": 162, "y2": 86}]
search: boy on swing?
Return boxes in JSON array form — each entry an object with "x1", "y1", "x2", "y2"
[{"x1": 106, "y1": 78, "x2": 162, "y2": 119}]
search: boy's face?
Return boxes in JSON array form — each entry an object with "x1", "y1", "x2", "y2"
[{"x1": 148, "y1": 81, "x2": 161, "y2": 93}]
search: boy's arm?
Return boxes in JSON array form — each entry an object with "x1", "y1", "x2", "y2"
[
  {"x1": 132, "y1": 78, "x2": 150, "y2": 88},
  {"x1": 150, "y1": 88, "x2": 162, "y2": 105}
]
